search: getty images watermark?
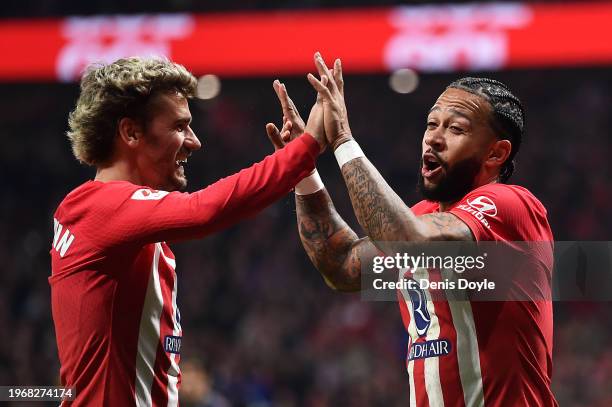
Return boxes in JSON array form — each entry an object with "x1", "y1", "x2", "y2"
[
  {"x1": 371, "y1": 250, "x2": 494, "y2": 292},
  {"x1": 361, "y1": 241, "x2": 560, "y2": 302},
  {"x1": 361, "y1": 241, "x2": 612, "y2": 302}
]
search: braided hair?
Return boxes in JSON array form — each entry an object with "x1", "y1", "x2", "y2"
[{"x1": 447, "y1": 77, "x2": 524, "y2": 183}]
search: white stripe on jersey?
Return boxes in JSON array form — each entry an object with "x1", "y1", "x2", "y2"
[
  {"x1": 160, "y1": 247, "x2": 180, "y2": 407},
  {"x1": 135, "y1": 244, "x2": 164, "y2": 407},
  {"x1": 445, "y1": 296, "x2": 485, "y2": 407},
  {"x1": 160, "y1": 248, "x2": 176, "y2": 270},
  {"x1": 421, "y1": 269, "x2": 445, "y2": 406}
]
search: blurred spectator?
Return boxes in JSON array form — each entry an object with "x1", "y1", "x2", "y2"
[{"x1": 181, "y1": 358, "x2": 230, "y2": 407}]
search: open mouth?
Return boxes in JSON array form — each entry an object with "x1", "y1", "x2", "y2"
[
  {"x1": 421, "y1": 153, "x2": 443, "y2": 178},
  {"x1": 175, "y1": 152, "x2": 189, "y2": 169}
]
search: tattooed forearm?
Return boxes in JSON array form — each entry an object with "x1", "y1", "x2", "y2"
[
  {"x1": 295, "y1": 160, "x2": 474, "y2": 290},
  {"x1": 295, "y1": 189, "x2": 364, "y2": 291},
  {"x1": 340, "y1": 158, "x2": 474, "y2": 243},
  {"x1": 341, "y1": 158, "x2": 417, "y2": 241}
]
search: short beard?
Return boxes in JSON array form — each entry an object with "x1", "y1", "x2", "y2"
[
  {"x1": 417, "y1": 156, "x2": 481, "y2": 203},
  {"x1": 173, "y1": 176, "x2": 188, "y2": 192}
]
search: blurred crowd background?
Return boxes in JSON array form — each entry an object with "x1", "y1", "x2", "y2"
[{"x1": 1, "y1": 1, "x2": 612, "y2": 406}]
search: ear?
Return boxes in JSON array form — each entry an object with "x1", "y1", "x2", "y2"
[
  {"x1": 484, "y1": 139, "x2": 512, "y2": 171},
  {"x1": 117, "y1": 117, "x2": 143, "y2": 149}
]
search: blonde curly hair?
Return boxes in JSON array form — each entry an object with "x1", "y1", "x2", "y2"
[{"x1": 67, "y1": 57, "x2": 197, "y2": 166}]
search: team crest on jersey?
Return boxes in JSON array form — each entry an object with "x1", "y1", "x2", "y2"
[
  {"x1": 407, "y1": 280, "x2": 431, "y2": 337},
  {"x1": 131, "y1": 189, "x2": 170, "y2": 201}
]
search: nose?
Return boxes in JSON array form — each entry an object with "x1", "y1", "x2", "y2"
[
  {"x1": 185, "y1": 126, "x2": 202, "y2": 151},
  {"x1": 423, "y1": 127, "x2": 445, "y2": 151}
]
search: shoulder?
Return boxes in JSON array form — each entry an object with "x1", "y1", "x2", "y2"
[
  {"x1": 58, "y1": 180, "x2": 139, "y2": 208},
  {"x1": 55, "y1": 180, "x2": 157, "y2": 220},
  {"x1": 55, "y1": 181, "x2": 95, "y2": 215},
  {"x1": 450, "y1": 183, "x2": 552, "y2": 241},
  {"x1": 465, "y1": 184, "x2": 547, "y2": 216},
  {"x1": 411, "y1": 199, "x2": 439, "y2": 215}
]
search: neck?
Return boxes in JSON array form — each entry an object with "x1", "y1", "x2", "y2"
[
  {"x1": 95, "y1": 161, "x2": 144, "y2": 186},
  {"x1": 438, "y1": 200, "x2": 456, "y2": 212}
]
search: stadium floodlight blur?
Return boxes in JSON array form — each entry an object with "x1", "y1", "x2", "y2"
[
  {"x1": 389, "y1": 68, "x2": 419, "y2": 94},
  {"x1": 196, "y1": 75, "x2": 221, "y2": 100}
]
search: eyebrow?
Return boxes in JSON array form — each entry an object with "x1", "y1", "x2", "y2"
[
  {"x1": 174, "y1": 116, "x2": 192, "y2": 124},
  {"x1": 428, "y1": 106, "x2": 472, "y2": 122}
]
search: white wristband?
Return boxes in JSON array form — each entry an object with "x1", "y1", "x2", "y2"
[
  {"x1": 295, "y1": 170, "x2": 324, "y2": 195},
  {"x1": 334, "y1": 140, "x2": 364, "y2": 169}
]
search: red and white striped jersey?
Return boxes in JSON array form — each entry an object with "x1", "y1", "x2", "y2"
[
  {"x1": 49, "y1": 135, "x2": 319, "y2": 406},
  {"x1": 400, "y1": 183, "x2": 557, "y2": 407}
]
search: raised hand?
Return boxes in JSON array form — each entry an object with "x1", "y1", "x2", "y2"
[
  {"x1": 265, "y1": 80, "x2": 305, "y2": 150},
  {"x1": 306, "y1": 52, "x2": 353, "y2": 151},
  {"x1": 265, "y1": 79, "x2": 326, "y2": 152}
]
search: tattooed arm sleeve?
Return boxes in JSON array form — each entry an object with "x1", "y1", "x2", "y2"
[
  {"x1": 295, "y1": 189, "x2": 379, "y2": 292},
  {"x1": 340, "y1": 157, "x2": 474, "y2": 242}
]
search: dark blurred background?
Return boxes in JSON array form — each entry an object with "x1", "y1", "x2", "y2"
[{"x1": 1, "y1": 1, "x2": 611, "y2": 406}]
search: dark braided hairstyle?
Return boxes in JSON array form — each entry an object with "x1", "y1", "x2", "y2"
[{"x1": 447, "y1": 77, "x2": 525, "y2": 183}]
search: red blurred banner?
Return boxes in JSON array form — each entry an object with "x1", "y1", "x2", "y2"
[{"x1": 1, "y1": 2, "x2": 612, "y2": 81}]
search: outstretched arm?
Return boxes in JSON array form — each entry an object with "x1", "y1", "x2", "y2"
[{"x1": 92, "y1": 134, "x2": 321, "y2": 248}]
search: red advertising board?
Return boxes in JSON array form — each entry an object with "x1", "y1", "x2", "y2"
[{"x1": 1, "y1": 2, "x2": 611, "y2": 81}]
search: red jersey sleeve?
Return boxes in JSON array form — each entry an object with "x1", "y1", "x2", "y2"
[
  {"x1": 77, "y1": 133, "x2": 319, "y2": 248},
  {"x1": 448, "y1": 184, "x2": 553, "y2": 242}
]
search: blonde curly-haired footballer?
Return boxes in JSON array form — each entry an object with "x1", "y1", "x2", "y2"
[
  {"x1": 50, "y1": 56, "x2": 326, "y2": 406},
  {"x1": 67, "y1": 57, "x2": 197, "y2": 166}
]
